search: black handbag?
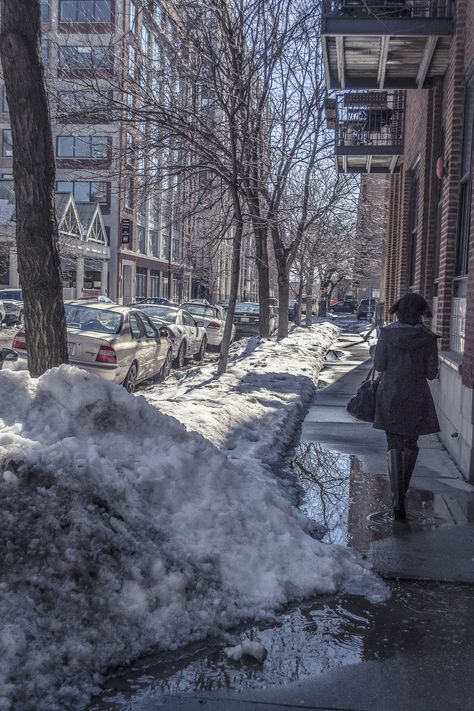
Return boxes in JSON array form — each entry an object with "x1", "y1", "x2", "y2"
[{"x1": 346, "y1": 367, "x2": 380, "y2": 423}]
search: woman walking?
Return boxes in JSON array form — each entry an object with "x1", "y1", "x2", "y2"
[{"x1": 373, "y1": 293, "x2": 440, "y2": 519}]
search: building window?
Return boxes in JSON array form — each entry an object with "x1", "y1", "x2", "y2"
[
  {"x1": 153, "y1": 2, "x2": 162, "y2": 26},
  {"x1": 172, "y1": 236, "x2": 180, "y2": 261},
  {"x1": 2, "y1": 86, "x2": 8, "y2": 114},
  {"x1": 41, "y1": 39, "x2": 50, "y2": 63},
  {"x1": 59, "y1": 45, "x2": 111, "y2": 69},
  {"x1": 57, "y1": 135, "x2": 109, "y2": 158},
  {"x1": 2, "y1": 129, "x2": 12, "y2": 157},
  {"x1": 137, "y1": 226, "x2": 146, "y2": 254},
  {"x1": 172, "y1": 273, "x2": 180, "y2": 301},
  {"x1": 125, "y1": 176, "x2": 134, "y2": 209},
  {"x1": 59, "y1": 0, "x2": 111, "y2": 22},
  {"x1": 456, "y1": 79, "x2": 474, "y2": 277},
  {"x1": 128, "y1": 45, "x2": 137, "y2": 78},
  {"x1": 150, "y1": 269, "x2": 160, "y2": 296},
  {"x1": 149, "y1": 230, "x2": 159, "y2": 257},
  {"x1": 138, "y1": 187, "x2": 147, "y2": 218},
  {"x1": 141, "y1": 25, "x2": 150, "y2": 55},
  {"x1": 136, "y1": 267, "x2": 147, "y2": 298},
  {"x1": 129, "y1": 1, "x2": 138, "y2": 33},
  {"x1": 58, "y1": 89, "x2": 112, "y2": 115},
  {"x1": 407, "y1": 173, "x2": 418, "y2": 287},
  {"x1": 40, "y1": 1, "x2": 50, "y2": 20},
  {"x1": 56, "y1": 180, "x2": 107, "y2": 204}
]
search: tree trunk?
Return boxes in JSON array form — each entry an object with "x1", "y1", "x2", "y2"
[
  {"x1": 277, "y1": 270, "x2": 290, "y2": 339},
  {"x1": 305, "y1": 268, "x2": 314, "y2": 328},
  {"x1": 217, "y1": 199, "x2": 243, "y2": 375},
  {"x1": 254, "y1": 223, "x2": 271, "y2": 337},
  {"x1": 0, "y1": 0, "x2": 68, "y2": 376}
]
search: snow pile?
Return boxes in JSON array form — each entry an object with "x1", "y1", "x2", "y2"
[
  {"x1": 143, "y1": 324, "x2": 339, "y2": 469},
  {"x1": 0, "y1": 326, "x2": 386, "y2": 709}
]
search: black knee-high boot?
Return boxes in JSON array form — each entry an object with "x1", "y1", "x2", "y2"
[
  {"x1": 403, "y1": 448, "x2": 418, "y2": 494},
  {"x1": 388, "y1": 449, "x2": 406, "y2": 519}
]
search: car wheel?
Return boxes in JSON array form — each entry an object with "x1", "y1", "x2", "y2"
[
  {"x1": 123, "y1": 362, "x2": 138, "y2": 394},
  {"x1": 194, "y1": 337, "x2": 207, "y2": 361},
  {"x1": 174, "y1": 341, "x2": 186, "y2": 369},
  {"x1": 161, "y1": 348, "x2": 173, "y2": 380}
]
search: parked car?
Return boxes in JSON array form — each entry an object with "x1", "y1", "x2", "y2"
[
  {"x1": 357, "y1": 298, "x2": 377, "y2": 321},
  {"x1": 217, "y1": 299, "x2": 229, "y2": 311},
  {"x1": 12, "y1": 302, "x2": 173, "y2": 393},
  {"x1": 329, "y1": 299, "x2": 357, "y2": 314},
  {"x1": 131, "y1": 303, "x2": 207, "y2": 367},
  {"x1": 132, "y1": 297, "x2": 178, "y2": 306},
  {"x1": 0, "y1": 288, "x2": 23, "y2": 326},
  {"x1": 0, "y1": 300, "x2": 5, "y2": 327},
  {"x1": 181, "y1": 300, "x2": 236, "y2": 350},
  {"x1": 233, "y1": 302, "x2": 278, "y2": 337},
  {"x1": 77, "y1": 295, "x2": 114, "y2": 303}
]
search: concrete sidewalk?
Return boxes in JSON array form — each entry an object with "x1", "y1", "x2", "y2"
[
  {"x1": 303, "y1": 334, "x2": 474, "y2": 584},
  {"x1": 92, "y1": 333, "x2": 474, "y2": 711}
]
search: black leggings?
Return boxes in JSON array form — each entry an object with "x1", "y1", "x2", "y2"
[{"x1": 386, "y1": 432, "x2": 419, "y2": 452}]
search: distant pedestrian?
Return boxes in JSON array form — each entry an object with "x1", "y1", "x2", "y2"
[{"x1": 373, "y1": 293, "x2": 439, "y2": 519}]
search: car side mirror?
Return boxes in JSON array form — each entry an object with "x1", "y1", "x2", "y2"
[{"x1": 0, "y1": 348, "x2": 18, "y2": 362}]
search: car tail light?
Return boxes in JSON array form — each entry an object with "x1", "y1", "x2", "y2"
[
  {"x1": 207, "y1": 320, "x2": 221, "y2": 329},
  {"x1": 12, "y1": 331, "x2": 27, "y2": 350},
  {"x1": 95, "y1": 345, "x2": 117, "y2": 364}
]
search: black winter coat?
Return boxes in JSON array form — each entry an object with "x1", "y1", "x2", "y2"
[{"x1": 373, "y1": 323, "x2": 440, "y2": 435}]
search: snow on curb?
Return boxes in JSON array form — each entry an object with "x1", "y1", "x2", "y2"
[
  {"x1": 143, "y1": 323, "x2": 339, "y2": 470},
  {"x1": 0, "y1": 325, "x2": 387, "y2": 710}
]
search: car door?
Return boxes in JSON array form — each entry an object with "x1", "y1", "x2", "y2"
[
  {"x1": 136, "y1": 311, "x2": 164, "y2": 377},
  {"x1": 128, "y1": 312, "x2": 155, "y2": 379},
  {"x1": 182, "y1": 310, "x2": 200, "y2": 353}
]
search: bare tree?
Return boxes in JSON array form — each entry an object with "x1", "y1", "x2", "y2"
[{"x1": 0, "y1": 0, "x2": 68, "y2": 376}]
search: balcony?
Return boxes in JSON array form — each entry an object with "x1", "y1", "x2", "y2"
[
  {"x1": 331, "y1": 91, "x2": 405, "y2": 173},
  {"x1": 321, "y1": 1, "x2": 453, "y2": 90}
]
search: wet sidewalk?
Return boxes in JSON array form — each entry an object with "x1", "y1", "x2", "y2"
[
  {"x1": 302, "y1": 334, "x2": 474, "y2": 584},
  {"x1": 91, "y1": 333, "x2": 474, "y2": 711}
]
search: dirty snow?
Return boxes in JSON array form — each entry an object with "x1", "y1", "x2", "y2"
[
  {"x1": 0, "y1": 324, "x2": 387, "y2": 710},
  {"x1": 224, "y1": 640, "x2": 268, "y2": 663}
]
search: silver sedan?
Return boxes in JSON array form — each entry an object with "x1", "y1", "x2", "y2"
[{"x1": 12, "y1": 302, "x2": 173, "y2": 393}]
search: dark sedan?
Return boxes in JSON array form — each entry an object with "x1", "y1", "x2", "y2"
[{"x1": 233, "y1": 302, "x2": 278, "y2": 337}]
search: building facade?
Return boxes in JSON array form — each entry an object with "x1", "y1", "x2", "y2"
[{"x1": 322, "y1": 0, "x2": 474, "y2": 481}]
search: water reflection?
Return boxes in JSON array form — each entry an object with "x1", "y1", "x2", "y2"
[
  {"x1": 90, "y1": 582, "x2": 474, "y2": 710},
  {"x1": 290, "y1": 443, "x2": 350, "y2": 545}
]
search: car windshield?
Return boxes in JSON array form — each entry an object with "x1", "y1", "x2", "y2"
[
  {"x1": 0, "y1": 290, "x2": 22, "y2": 300},
  {"x1": 139, "y1": 305, "x2": 178, "y2": 323},
  {"x1": 182, "y1": 304, "x2": 216, "y2": 318},
  {"x1": 235, "y1": 303, "x2": 260, "y2": 314},
  {"x1": 64, "y1": 305, "x2": 123, "y2": 334}
]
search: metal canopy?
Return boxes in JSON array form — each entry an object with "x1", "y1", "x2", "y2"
[
  {"x1": 321, "y1": 1, "x2": 453, "y2": 89},
  {"x1": 331, "y1": 90, "x2": 405, "y2": 174}
]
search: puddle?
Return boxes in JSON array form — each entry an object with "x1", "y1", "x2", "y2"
[
  {"x1": 90, "y1": 581, "x2": 474, "y2": 709},
  {"x1": 290, "y1": 442, "x2": 464, "y2": 555}
]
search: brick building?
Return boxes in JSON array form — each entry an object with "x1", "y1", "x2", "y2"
[{"x1": 321, "y1": 0, "x2": 474, "y2": 480}]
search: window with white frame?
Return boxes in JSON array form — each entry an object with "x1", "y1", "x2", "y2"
[
  {"x1": 136, "y1": 267, "x2": 147, "y2": 298},
  {"x1": 149, "y1": 230, "x2": 159, "y2": 257}
]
